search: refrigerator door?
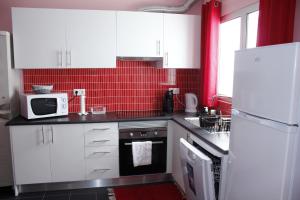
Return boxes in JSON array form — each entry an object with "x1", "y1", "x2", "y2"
[
  {"x1": 180, "y1": 138, "x2": 215, "y2": 200},
  {"x1": 232, "y1": 43, "x2": 300, "y2": 125},
  {"x1": 225, "y1": 111, "x2": 298, "y2": 200}
]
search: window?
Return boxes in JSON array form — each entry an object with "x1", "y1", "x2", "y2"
[
  {"x1": 217, "y1": 4, "x2": 259, "y2": 97},
  {"x1": 246, "y1": 11, "x2": 259, "y2": 48}
]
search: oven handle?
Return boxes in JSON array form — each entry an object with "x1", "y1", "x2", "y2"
[{"x1": 124, "y1": 141, "x2": 164, "y2": 146}]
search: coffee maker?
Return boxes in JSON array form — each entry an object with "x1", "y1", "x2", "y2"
[{"x1": 163, "y1": 90, "x2": 174, "y2": 113}]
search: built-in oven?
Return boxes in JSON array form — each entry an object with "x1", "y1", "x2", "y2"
[{"x1": 119, "y1": 121, "x2": 167, "y2": 176}]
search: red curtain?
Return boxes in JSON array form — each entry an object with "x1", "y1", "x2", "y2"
[
  {"x1": 200, "y1": 0, "x2": 221, "y2": 107},
  {"x1": 257, "y1": 0, "x2": 296, "y2": 46}
]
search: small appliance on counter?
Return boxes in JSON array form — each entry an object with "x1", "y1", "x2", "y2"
[
  {"x1": 185, "y1": 93, "x2": 198, "y2": 113},
  {"x1": 163, "y1": 90, "x2": 174, "y2": 114},
  {"x1": 20, "y1": 93, "x2": 68, "y2": 119},
  {"x1": 32, "y1": 85, "x2": 53, "y2": 94}
]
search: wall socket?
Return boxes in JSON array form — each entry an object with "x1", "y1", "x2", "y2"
[
  {"x1": 73, "y1": 89, "x2": 85, "y2": 96},
  {"x1": 168, "y1": 88, "x2": 180, "y2": 95}
]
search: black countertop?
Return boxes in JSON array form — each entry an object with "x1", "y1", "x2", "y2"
[{"x1": 7, "y1": 111, "x2": 229, "y2": 154}]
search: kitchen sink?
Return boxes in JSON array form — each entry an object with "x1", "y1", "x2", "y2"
[
  {"x1": 184, "y1": 116, "x2": 231, "y2": 134},
  {"x1": 184, "y1": 117, "x2": 201, "y2": 127}
]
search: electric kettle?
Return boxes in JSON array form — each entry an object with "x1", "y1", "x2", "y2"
[{"x1": 185, "y1": 93, "x2": 198, "y2": 113}]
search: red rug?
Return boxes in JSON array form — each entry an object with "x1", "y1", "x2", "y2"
[{"x1": 113, "y1": 183, "x2": 185, "y2": 200}]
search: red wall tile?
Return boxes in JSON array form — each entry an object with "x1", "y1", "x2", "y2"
[{"x1": 23, "y1": 60, "x2": 200, "y2": 113}]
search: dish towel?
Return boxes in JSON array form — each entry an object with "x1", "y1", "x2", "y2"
[{"x1": 132, "y1": 141, "x2": 152, "y2": 167}]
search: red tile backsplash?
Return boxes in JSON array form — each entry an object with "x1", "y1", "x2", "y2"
[{"x1": 23, "y1": 60, "x2": 200, "y2": 113}]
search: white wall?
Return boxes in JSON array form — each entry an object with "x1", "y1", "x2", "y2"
[
  {"x1": 222, "y1": 0, "x2": 258, "y2": 16},
  {"x1": 294, "y1": 0, "x2": 300, "y2": 41}
]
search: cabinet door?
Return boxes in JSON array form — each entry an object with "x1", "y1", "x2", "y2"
[
  {"x1": 65, "y1": 10, "x2": 117, "y2": 68},
  {"x1": 163, "y1": 14, "x2": 200, "y2": 69},
  {"x1": 117, "y1": 11, "x2": 163, "y2": 58},
  {"x1": 50, "y1": 124, "x2": 85, "y2": 182},
  {"x1": 10, "y1": 125, "x2": 52, "y2": 184},
  {"x1": 12, "y1": 8, "x2": 66, "y2": 69},
  {"x1": 170, "y1": 121, "x2": 188, "y2": 191}
]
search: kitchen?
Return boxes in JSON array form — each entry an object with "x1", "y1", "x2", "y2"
[{"x1": 0, "y1": 0, "x2": 300, "y2": 200}]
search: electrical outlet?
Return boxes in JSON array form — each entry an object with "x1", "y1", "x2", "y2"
[
  {"x1": 168, "y1": 88, "x2": 180, "y2": 95},
  {"x1": 73, "y1": 89, "x2": 85, "y2": 96}
]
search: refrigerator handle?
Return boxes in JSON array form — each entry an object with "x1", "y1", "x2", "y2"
[{"x1": 234, "y1": 110, "x2": 298, "y2": 132}]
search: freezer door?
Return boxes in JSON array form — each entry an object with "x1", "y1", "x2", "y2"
[
  {"x1": 180, "y1": 138, "x2": 215, "y2": 200},
  {"x1": 224, "y1": 112, "x2": 298, "y2": 200},
  {"x1": 232, "y1": 43, "x2": 300, "y2": 125}
]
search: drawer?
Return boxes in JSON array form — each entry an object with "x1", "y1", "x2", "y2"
[
  {"x1": 85, "y1": 158, "x2": 119, "y2": 180},
  {"x1": 84, "y1": 123, "x2": 118, "y2": 134},
  {"x1": 85, "y1": 133, "x2": 118, "y2": 146},
  {"x1": 84, "y1": 123, "x2": 118, "y2": 146},
  {"x1": 85, "y1": 146, "x2": 119, "y2": 159}
]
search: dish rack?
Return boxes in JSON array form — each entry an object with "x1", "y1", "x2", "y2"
[{"x1": 199, "y1": 115, "x2": 231, "y2": 133}]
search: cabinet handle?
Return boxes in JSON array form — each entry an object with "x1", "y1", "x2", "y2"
[
  {"x1": 165, "y1": 52, "x2": 168, "y2": 66},
  {"x1": 92, "y1": 151, "x2": 110, "y2": 155},
  {"x1": 41, "y1": 126, "x2": 45, "y2": 144},
  {"x1": 91, "y1": 128, "x2": 110, "y2": 131},
  {"x1": 51, "y1": 126, "x2": 54, "y2": 144},
  {"x1": 66, "y1": 50, "x2": 71, "y2": 67},
  {"x1": 159, "y1": 40, "x2": 161, "y2": 55},
  {"x1": 124, "y1": 141, "x2": 164, "y2": 146},
  {"x1": 156, "y1": 40, "x2": 161, "y2": 56},
  {"x1": 93, "y1": 168, "x2": 111, "y2": 173},
  {"x1": 92, "y1": 140, "x2": 110, "y2": 143},
  {"x1": 58, "y1": 50, "x2": 63, "y2": 67}
]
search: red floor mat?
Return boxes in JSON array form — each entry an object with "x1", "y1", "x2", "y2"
[{"x1": 113, "y1": 183, "x2": 185, "y2": 200}]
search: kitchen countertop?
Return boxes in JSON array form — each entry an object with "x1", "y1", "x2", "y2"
[{"x1": 6, "y1": 111, "x2": 229, "y2": 154}]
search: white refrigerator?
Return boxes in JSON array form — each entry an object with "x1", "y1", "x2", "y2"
[
  {"x1": 224, "y1": 43, "x2": 300, "y2": 200},
  {"x1": 0, "y1": 31, "x2": 21, "y2": 187}
]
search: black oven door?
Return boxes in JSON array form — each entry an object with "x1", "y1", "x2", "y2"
[
  {"x1": 119, "y1": 137, "x2": 167, "y2": 176},
  {"x1": 30, "y1": 98, "x2": 58, "y2": 115}
]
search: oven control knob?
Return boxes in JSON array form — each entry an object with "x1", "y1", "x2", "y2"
[
  {"x1": 154, "y1": 131, "x2": 158, "y2": 136},
  {"x1": 130, "y1": 132, "x2": 134, "y2": 137}
]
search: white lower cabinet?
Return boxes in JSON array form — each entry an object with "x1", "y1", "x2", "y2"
[
  {"x1": 84, "y1": 123, "x2": 119, "y2": 180},
  {"x1": 10, "y1": 124, "x2": 85, "y2": 184},
  {"x1": 10, "y1": 125, "x2": 52, "y2": 185},
  {"x1": 50, "y1": 124, "x2": 85, "y2": 182},
  {"x1": 10, "y1": 123, "x2": 119, "y2": 186},
  {"x1": 85, "y1": 158, "x2": 119, "y2": 180},
  {"x1": 169, "y1": 121, "x2": 189, "y2": 191}
]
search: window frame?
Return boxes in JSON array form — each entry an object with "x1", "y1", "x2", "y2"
[{"x1": 217, "y1": 3, "x2": 259, "y2": 97}]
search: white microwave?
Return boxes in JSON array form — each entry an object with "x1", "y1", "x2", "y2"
[{"x1": 20, "y1": 93, "x2": 68, "y2": 119}]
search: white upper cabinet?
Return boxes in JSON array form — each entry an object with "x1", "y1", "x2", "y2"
[
  {"x1": 12, "y1": 8, "x2": 66, "y2": 69},
  {"x1": 163, "y1": 14, "x2": 201, "y2": 69},
  {"x1": 117, "y1": 11, "x2": 164, "y2": 58},
  {"x1": 12, "y1": 8, "x2": 117, "y2": 69},
  {"x1": 65, "y1": 10, "x2": 116, "y2": 68}
]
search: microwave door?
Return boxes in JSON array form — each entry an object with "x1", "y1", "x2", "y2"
[
  {"x1": 30, "y1": 98, "x2": 57, "y2": 116},
  {"x1": 180, "y1": 138, "x2": 216, "y2": 200}
]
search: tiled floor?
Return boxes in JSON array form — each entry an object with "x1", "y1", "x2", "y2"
[{"x1": 0, "y1": 187, "x2": 109, "y2": 200}]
